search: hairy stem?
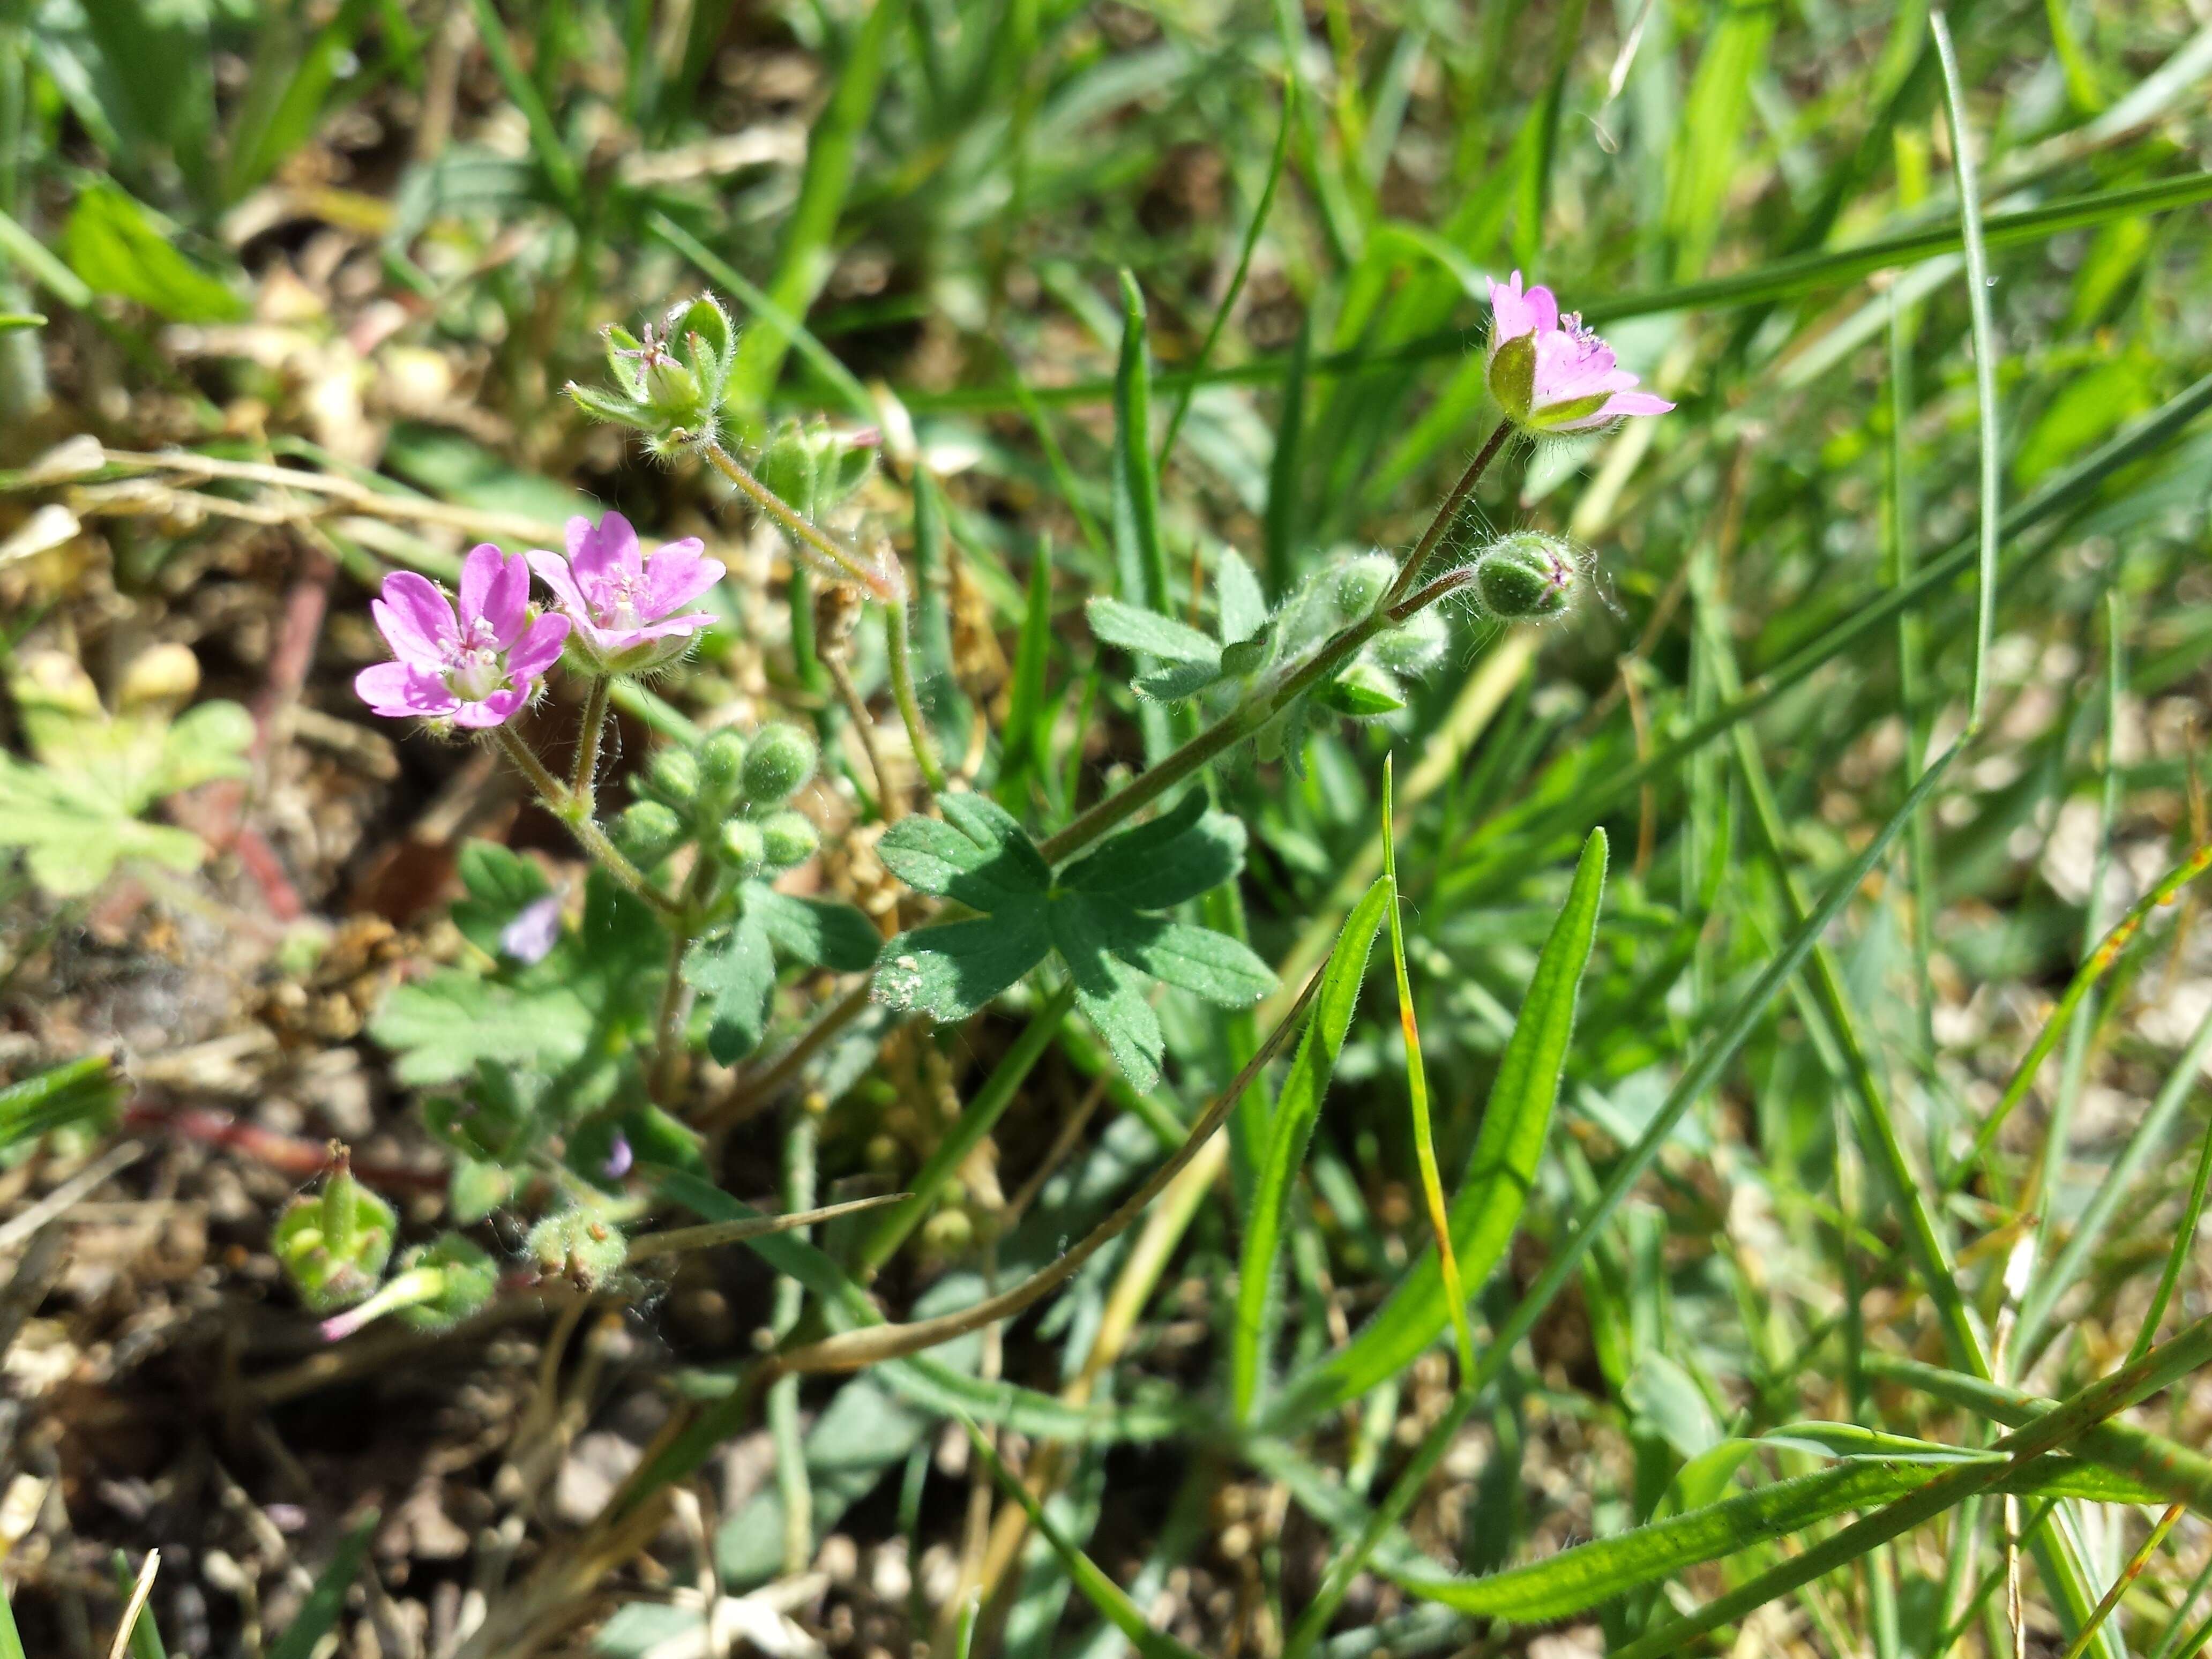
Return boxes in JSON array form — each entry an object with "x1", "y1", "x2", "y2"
[
  {"x1": 491, "y1": 726, "x2": 682, "y2": 922},
  {"x1": 1037, "y1": 604, "x2": 1390, "y2": 862},
  {"x1": 884, "y1": 600, "x2": 948, "y2": 796},
  {"x1": 570, "y1": 674, "x2": 612, "y2": 806},
  {"x1": 701, "y1": 439, "x2": 902, "y2": 603},
  {"x1": 825, "y1": 651, "x2": 899, "y2": 819},
  {"x1": 1385, "y1": 420, "x2": 1509, "y2": 608}
]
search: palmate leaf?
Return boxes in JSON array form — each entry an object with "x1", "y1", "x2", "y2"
[
  {"x1": 872, "y1": 789, "x2": 1274, "y2": 1087},
  {"x1": 372, "y1": 872, "x2": 662, "y2": 1099},
  {"x1": 684, "y1": 884, "x2": 883, "y2": 1064}
]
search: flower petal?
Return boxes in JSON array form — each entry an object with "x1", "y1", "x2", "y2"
[
  {"x1": 506, "y1": 612, "x2": 572, "y2": 681},
  {"x1": 1486, "y1": 272, "x2": 1538, "y2": 343},
  {"x1": 453, "y1": 686, "x2": 527, "y2": 728},
  {"x1": 638, "y1": 540, "x2": 723, "y2": 619},
  {"x1": 372, "y1": 572, "x2": 458, "y2": 664},
  {"x1": 1600, "y1": 390, "x2": 1675, "y2": 417},
  {"x1": 460, "y1": 544, "x2": 529, "y2": 647},
  {"x1": 355, "y1": 660, "x2": 456, "y2": 718},
  {"x1": 526, "y1": 549, "x2": 593, "y2": 623}
]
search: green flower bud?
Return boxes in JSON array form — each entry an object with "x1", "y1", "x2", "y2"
[
  {"x1": 645, "y1": 746, "x2": 701, "y2": 808},
  {"x1": 1369, "y1": 606, "x2": 1449, "y2": 676},
  {"x1": 758, "y1": 809, "x2": 819, "y2": 868},
  {"x1": 273, "y1": 1152, "x2": 397, "y2": 1313},
  {"x1": 741, "y1": 723, "x2": 816, "y2": 806},
  {"x1": 614, "y1": 799, "x2": 686, "y2": 865},
  {"x1": 1317, "y1": 661, "x2": 1406, "y2": 717},
  {"x1": 395, "y1": 1235, "x2": 499, "y2": 1331},
  {"x1": 1331, "y1": 552, "x2": 1396, "y2": 623},
  {"x1": 1468, "y1": 531, "x2": 1579, "y2": 622},
  {"x1": 696, "y1": 729, "x2": 749, "y2": 811},
  {"x1": 720, "y1": 819, "x2": 767, "y2": 869},
  {"x1": 527, "y1": 1209, "x2": 629, "y2": 1291},
  {"x1": 756, "y1": 417, "x2": 879, "y2": 522}
]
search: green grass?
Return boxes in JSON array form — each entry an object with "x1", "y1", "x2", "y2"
[{"x1": 7, "y1": 0, "x2": 2212, "y2": 1656}]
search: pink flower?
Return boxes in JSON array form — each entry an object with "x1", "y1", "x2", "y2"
[
  {"x1": 526, "y1": 512, "x2": 724, "y2": 674},
  {"x1": 354, "y1": 545, "x2": 569, "y2": 728},
  {"x1": 1485, "y1": 272, "x2": 1674, "y2": 434}
]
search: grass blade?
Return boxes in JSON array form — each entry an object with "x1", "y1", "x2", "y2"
[
  {"x1": 963, "y1": 1419, "x2": 1205, "y2": 1659},
  {"x1": 1930, "y1": 8, "x2": 1999, "y2": 729},
  {"x1": 267, "y1": 1511, "x2": 376, "y2": 1659},
  {"x1": 1157, "y1": 80, "x2": 1295, "y2": 462},
  {"x1": 1230, "y1": 873, "x2": 1392, "y2": 1421},
  {"x1": 1274, "y1": 828, "x2": 1608, "y2": 1425},
  {"x1": 723, "y1": 0, "x2": 905, "y2": 415}
]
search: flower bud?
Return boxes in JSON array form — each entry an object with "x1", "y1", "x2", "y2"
[
  {"x1": 1468, "y1": 532, "x2": 1579, "y2": 622},
  {"x1": 1331, "y1": 553, "x2": 1396, "y2": 623},
  {"x1": 397, "y1": 1235, "x2": 498, "y2": 1330},
  {"x1": 696, "y1": 728, "x2": 749, "y2": 811},
  {"x1": 720, "y1": 819, "x2": 767, "y2": 869},
  {"x1": 614, "y1": 800, "x2": 686, "y2": 864},
  {"x1": 1369, "y1": 607, "x2": 1448, "y2": 676},
  {"x1": 758, "y1": 809, "x2": 819, "y2": 868},
  {"x1": 1317, "y1": 661, "x2": 1406, "y2": 717},
  {"x1": 527, "y1": 1209, "x2": 629, "y2": 1290},
  {"x1": 757, "y1": 417, "x2": 879, "y2": 521},
  {"x1": 645, "y1": 746, "x2": 701, "y2": 808},
  {"x1": 273, "y1": 1152, "x2": 397, "y2": 1313},
  {"x1": 741, "y1": 723, "x2": 816, "y2": 805}
]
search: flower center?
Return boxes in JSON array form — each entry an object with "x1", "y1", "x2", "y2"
[{"x1": 450, "y1": 645, "x2": 506, "y2": 702}]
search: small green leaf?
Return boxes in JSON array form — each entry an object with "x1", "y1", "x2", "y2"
[
  {"x1": 684, "y1": 910, "x2": 778, "y2": 1064},
  {"x1": 748, "y1": 886, "x2": 882, "y2": 972},
  {"x1": 875, "y1": 910, "x2": 1053, "y2": 1021},
  {"x1": 1132, "y1": 657, "x2": 1230, "y2": 703},
  {"x1": 0, "y1": 752, "x2": 211, "y2": 896},
  {"x1": 1094, "y1": 912, "x2": 1276, "y2": 1006},
  {"x1": 1217, "y1": 549, "x2": 1268, "y2": 645},
  {"x1": 1049, "y1": 898, "x2": 1165, "y2": 1092},
  {"x1": 450, "y1": 840, "x2": 552, "y2": 958},
  {"x1": 61, "y1": 182, "x2": 244, "y2": 322},
  {"x1": 1087, "y1": 596, "x2": 1222, "y2": 665},
  {"x1": 1058, "y1": 790, "x2": 1247, "y2": 910},
  {"x1": 876, "y1": 791, "x2": 1049, "y2": 906}
]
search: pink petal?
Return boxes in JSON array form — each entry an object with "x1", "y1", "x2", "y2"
[
  {"x1": 460, "y1": 545, "x2": 530, "y2": 647},
  {"x1": 1523, "y1": 278, "x2": 1558, "y2": 333},
  {"x1": 568, "y1": 512, "x2": 641, "y2": 589},
  {"x1": 625, "y1": 611, "x2": 718, "y2": 642},
  {"x1": 1487, "y1": 272, "x2": 1538, "y2": 343},
  {"x1": 355, "y1": 660, "x2": 457, "y2": 718},
  {"x1": 506, "y1": 613, "x2": 571, "y2": 680},
  {"x1": 526, "y1": 549, "x2": 593, "y2": 623},
  {"x1": 372, "y1": 572, "x2": 457, "y2": 664},
  {"x1": 637, "y1": 541, "x2": 723, "y2": 619},
  {"x1": 1601, "y1": 390, "x2": 1674, "y2": 417},
  {"x1": 453, "y1": 686, "x2": 527, "y2": 728}
]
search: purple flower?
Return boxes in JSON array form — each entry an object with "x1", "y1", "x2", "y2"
[
  {"x1": 526, "y1": 512, "x2": 724, "y2": 674},
  {"x1": 500, "y1": 893, "x2": 564, "y2": 964},
  {"x1": 355, "y1": 545, "x2": 569, "y2": 728},
  {"x1": 1485, "y1": 272, "x2": 1675, "y2": 435}
]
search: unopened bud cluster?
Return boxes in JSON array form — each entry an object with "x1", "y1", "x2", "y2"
[{"x1": 614, "y1": 719, "x2": 823, "y2": 880}]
